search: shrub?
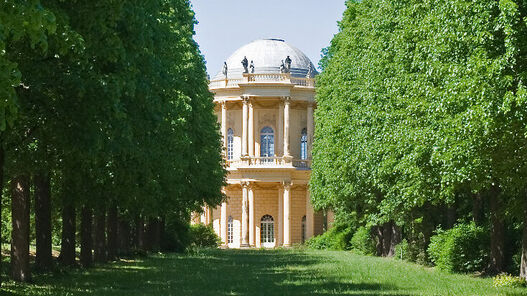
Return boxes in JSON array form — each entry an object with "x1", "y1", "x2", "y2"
[
  {"x1": 405, "y1": 232, "x2": 430, "y2": 265},
  {"x1": 493, "y1": 274, "x2": 526, "y2": 288},
  {"x1": 189, "y1": 224, "x2": 221, "y2": 248},
  {"x1": 162, "y1": 214, "x2": 192, "y2": 252},
  {"x1": 428, "y1": 222, "x2": 489, "y2": 273},
  {"x1": 350, "y1": 226, "x2": 376, "y2": 255},
  {"x1": 306, "y1": 225, "x2": 353, "y2": 250}
]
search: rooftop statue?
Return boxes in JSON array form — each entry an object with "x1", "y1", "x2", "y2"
[
  {"x1": 280, "y1": 60, "x2": 285, "y2": 73},
  {"x1": 250, "y1": 60, "x2": 255, "y2": 73},
  {"x1": 306, "y1": 64, "x2": 312, "y2": 78},
  {"x1": 222, "y1": 62, "x2": 228, "y2": 78},
  {"x1": 284, "y1": 55, "x2": 292, "y2": 73},
  {"x1": 241, "y1": 56, "x2": 249, "y2": 73}
]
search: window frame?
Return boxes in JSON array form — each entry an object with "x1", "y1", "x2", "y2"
[
  {"x1": 227, "y1": 128, "x2": 234, "y2": 160},
  {"x1": 300, "y1": 128, "x2": 308, "y2": 160},
  {"x1": 260, "y1": 126, "x2": 275, "y2": 158}
]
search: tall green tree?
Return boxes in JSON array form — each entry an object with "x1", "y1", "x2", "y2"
[{"x1": 313, "y1": 0, "x2": 527, "y2": 276}]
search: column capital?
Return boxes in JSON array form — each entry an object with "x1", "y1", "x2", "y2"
[
  {"x1": 241, "y1": 181, "x2": 251, "y2": 188},
  {"x1": 241, "y1": 95, "x2": 250, "y2": 102},
  {"x1": 282, "y1": 181, "x2": 292, "y2": 189},
  {"x1": 281, "y1": 96, "x2": 291, "y2": 104}
]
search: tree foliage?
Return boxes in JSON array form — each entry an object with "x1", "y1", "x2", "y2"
[
  {"x1": 312, "y1": 0, "x2": 527, "y2": 276},
  {"x1": 0, "y1": 0, "x2": 225, "y2": 283}
]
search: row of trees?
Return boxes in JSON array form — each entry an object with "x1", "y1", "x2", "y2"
[
  {"x1": 0, "y1": 0, "x2": 224, "y2": 284},
  {"x1": 311, "y1": 0, "x2": 527, "y2": 277}
]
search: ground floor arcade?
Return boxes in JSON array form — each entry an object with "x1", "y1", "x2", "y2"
[{"x1": 195, "y1": 181, "x2": 332, "y2": 248}]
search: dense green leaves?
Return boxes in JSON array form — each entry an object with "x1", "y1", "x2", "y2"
[
  {"x1": 312, "y1": 0, "x2": 527, "y2": 275},
  {"x1": 0, "y1": 0, "x2": 225, "y2": 281}
]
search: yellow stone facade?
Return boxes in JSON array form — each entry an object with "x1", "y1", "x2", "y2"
[{"x1": 194, "y1": 39, "x2": 332, "y2": 248}]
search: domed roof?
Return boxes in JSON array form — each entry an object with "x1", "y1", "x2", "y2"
[{"x1": 213, "y1": 39, "x2": 318, "y2": 80}]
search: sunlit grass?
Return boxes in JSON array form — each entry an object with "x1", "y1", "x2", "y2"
[{"x1": 1, "y1": 249, "x2": 526, "y2": 295}]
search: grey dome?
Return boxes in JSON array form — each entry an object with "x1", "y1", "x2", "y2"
[{"x1": 213, "y1": 39, "x2": 318, "y2": 80}]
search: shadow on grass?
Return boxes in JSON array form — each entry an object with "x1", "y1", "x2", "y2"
[{"x1": 2, "y1": 249, "x2": 412, "y2": 296}]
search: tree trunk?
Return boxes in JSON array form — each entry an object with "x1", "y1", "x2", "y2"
[
  {"x1": 389, "y1": 224, "x2": 401, "y2": 257},
  {"x1": 520, "y1": 190, "x2": 527, "y2": 280},
  {"x1": 160, "y1": 217, "x2": 167, "y2": 251},
  {"x1": 107, "y1": 203, "x2": 118, "y2": 261},
  {"x1": 135, "y1": 216, "x2": 145, "y2": 251},
  {"x1": 147, "y1": 217, "x2": 161, "y2": 252},
  {"x1": 94, "y1": 208, "x2": 107, "y2": 263},
  {"x1": 59, "y1": 201, "x2": 76, "y2": 266},
  {"x1": 11, "y1": 175, "x2": 31, "y2": 282},
  {"x1": 382, "y1": 222, "x2": 392, "y2": 257},
  {"x1": 80, "y1": 206, "x2": 93, "y2": 267},
  {"x1": 118, "y1": 218, "x2": 130, "y2": 256},
  {"x1": 374, "y1": 226, "x2": 383, "y2": 257},
  {"x1": 446, "y1": 205, "x2": 456, "y2": 229},
  {"x1": 34, "y1": 173, "x2": 53, "y2": 270},
  {"x1": 489, "y1": 187, "x2": 504, "y2": 274},
  {"x1": 0, "y1": 147, "x2": 5, "y2": 287},
  {"x1": 472, "y1": 193, "x2": 482, "y2": 225}
]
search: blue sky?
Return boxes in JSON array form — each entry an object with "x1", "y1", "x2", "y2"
[{"x1": 189, "y1": 0, "x2": 347, "y2": 76}]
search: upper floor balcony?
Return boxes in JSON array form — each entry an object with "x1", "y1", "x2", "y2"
[
  {"x1": 209, "y1": 73, "x2": 315, "y2": 90},
  {"x1": 226, "y1": 156, "x2": 311, "y2": 170}
]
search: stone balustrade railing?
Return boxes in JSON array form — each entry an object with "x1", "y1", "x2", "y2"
[
  {"x1": 209, "y1": 73, "x2": 314, "y2": 89},
  {"x1": 226, "y1": 156, "x2": 311, "y2": 169}
]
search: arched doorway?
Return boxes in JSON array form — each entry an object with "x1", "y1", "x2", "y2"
[{"x1": 260, "y1": 215, "x2": 275, "y2": 248}]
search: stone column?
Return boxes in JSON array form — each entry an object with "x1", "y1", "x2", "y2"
[
  {"x1": 283, "y1": 97, "x2": 291, "y2": 158},
  {"x1": 221, "y1": 201, "x2": 227, "y2": 245},
  {"x1": 306, "y1": 189, "x2": 314, "y2": 239},
  {"x1": 249, "y1": 185, "x2": 255, "y2": 246},
  {"x1": 241, "y1": 182, "x2": 249, "y2": 247},
  {"x1": 283, "y1": 181, "x2": 291, "y2": 247},
  {"x1": 278, "y1": 101, "x2": 284, "y2": 156},
  {"x1": 248, "y1": 99, "x2": 254, "y2": 157},
  {"x1": 242, "y1": 97, "x2": 248, "y2": 156},
  {"x1": 200, "y1": 207, "x2": 206, "y2": 224},
  {"x1": 221, "y1": 101, "x2": 227, "y2": 150},
  {"x1": 277, "y1": 188, "x2": 283, "y2": 246},
  {"x1": 307, "y1": 102, "x2": 314, "y2": 159}
]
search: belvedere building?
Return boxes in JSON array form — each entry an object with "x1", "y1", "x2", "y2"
[{"x1": 196, "y1": 39, "x2": 332, "y2": 248}]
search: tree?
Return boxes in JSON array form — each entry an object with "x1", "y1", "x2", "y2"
[{"x1": 313, "y1": 0, "x2": 527, "y2": 276}]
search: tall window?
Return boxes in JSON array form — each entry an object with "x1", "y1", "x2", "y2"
[
  {"x1": 260, "y1": 127, "x2": 274, "y2": 157},
  {"x1": 300, "y1": 128, "x2": 308, "y2": 160},
  {"x1": 260, "y1": 215, "x2": 275, "y2": 246},
  {"x1": 227, "y1": 216, "x2": 233, "y2": 244},
  {"x1": 227, "y1": 128, "x2": 234, "y2": 160},
  {"x1": 302, "y1": 215, "x2": 307, "y2": 243}
]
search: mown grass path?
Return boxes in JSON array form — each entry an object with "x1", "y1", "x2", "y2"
[{"x1": 3, "y1": 249, "x2": 526, "y2": 295}]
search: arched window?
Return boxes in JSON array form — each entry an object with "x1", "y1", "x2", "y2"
[
  {"x1": 260, "y1": 127, "x2": 274, "y2": 158},
  {"x1": 227, "y1": 128, "x2": 234, "y2": 160},
  {"x1": 260, "y1": 215, "x2": 275, "y2": 246},
  {"x1": 300, "y1": 128, "x2": 308, "y2": 160},
  {"x1": 302, "y1": 215, "x2": 307, "y2": 243},
  {"x1": 227, "y1": 216, "x2": 233, "y2": 244}
]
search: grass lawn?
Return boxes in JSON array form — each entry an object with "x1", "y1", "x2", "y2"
[{"x1": 1, "y1": 248, "x2": 526, "y2": 295}]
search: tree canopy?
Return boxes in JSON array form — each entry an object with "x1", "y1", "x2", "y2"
[{"x1": 312, "y1": 0, "x2": 527, "y2": 276}]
